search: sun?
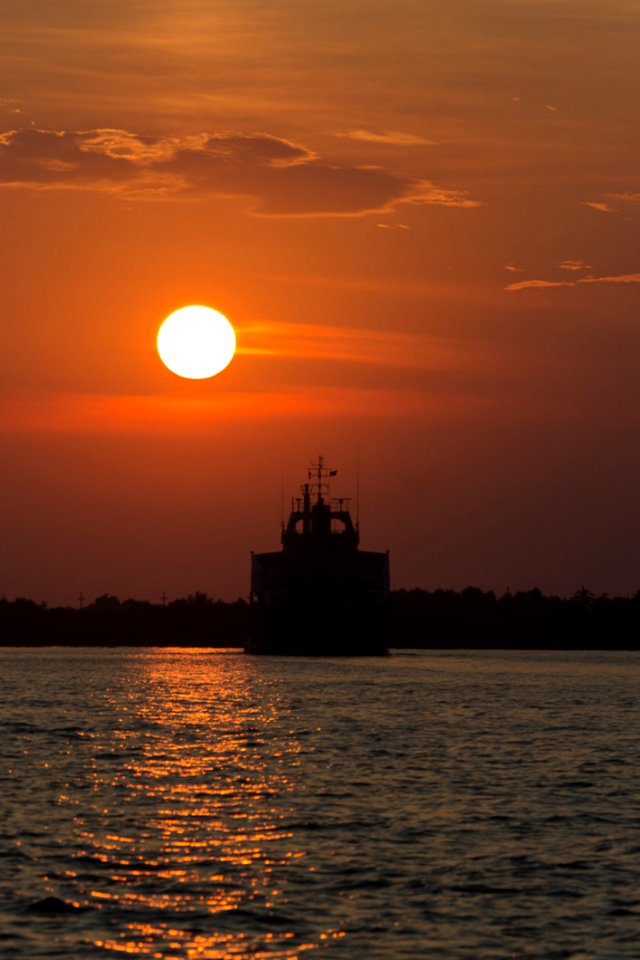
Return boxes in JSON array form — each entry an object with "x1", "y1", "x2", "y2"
[{"x1": 157, "y1": 305, "x2": 236, "y2": 379}]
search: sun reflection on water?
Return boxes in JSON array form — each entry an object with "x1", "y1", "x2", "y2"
[{"x1": 63, "y1": 650, "x2": 338, "y2": 957}]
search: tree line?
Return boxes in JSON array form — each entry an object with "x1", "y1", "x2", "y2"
[
  {"x1": 1, "y1": 586, "x2": 639, "y2": 648},
  {"x1": 389, "y1": 586, "x2": 640, "y2": 649},
  {"x1": 0, "y1": 592, "x2": 248, "y2": 646}
]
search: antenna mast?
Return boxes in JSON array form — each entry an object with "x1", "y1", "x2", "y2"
[
  {"x1": 356, "y1": 447, "x2": 360, "y2": 531},
  {"x1": 280, "y1": 465, "x2": 285, "y2": 532},
  {"x1": 309, "y1": 453, "x2": 334, "y2": 503}
]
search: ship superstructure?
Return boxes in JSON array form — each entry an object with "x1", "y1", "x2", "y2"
[{"x1": 247, "y1": 456, "x2": 389, "y2": 655}]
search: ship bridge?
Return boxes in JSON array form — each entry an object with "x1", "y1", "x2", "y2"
[{"x1": 282, "y1": 456, "x2": 358, "y2": 546}]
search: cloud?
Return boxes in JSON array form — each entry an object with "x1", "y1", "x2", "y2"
[
  {"x1": 0, "y1": 127, "x2": 480, "y2": 217},
  {"x1": 581, "y1": 192, "x2": 640, "y2": 215},
  {"x1": 504, "y1": 279, "x2": 574, "y2": 291},
  {"x1": 408, "y1": 181, "x2": 483, "y2": 208},
  {"x1": 339, "y1": 129, "x2": 436, "y2": 146},
  {"x1": 580, "y1": 273, "x2": 640, "y2": 285},
  {"x1": 0, "y1": 99, "x2": 23, "y2": 116},
  {"x1": 505, "y1": 272, "x2": 640, "y2": 292},
  {"x1": 582, "y1": 201, "x2": 613, "y2": 213},
  {"x1": 582, "y1": 193, "x2": 640, "y2": 215},
  {"x1": 237, "y1": 320, "x2": 473, "y2": 372},
  {"x1": 558, "y1": 259, "x2": 592, "y2": 272},
  {"x1": 504, "y1": 262, "x2": 523, "y2": 273},
  {"x1": 607, "y1": 193, "x2": 640, "y2": 206}
]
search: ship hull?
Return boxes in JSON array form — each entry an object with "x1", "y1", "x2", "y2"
[{"x1": 247, "y1": 598, "x2": 389, "y2": 656}]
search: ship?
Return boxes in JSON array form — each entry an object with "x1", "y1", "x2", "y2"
[{"x1": 247, "y1": 456, "x2": 390, "y2": 655}]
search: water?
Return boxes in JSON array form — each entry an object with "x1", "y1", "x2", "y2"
[{"x1": 1, "y1": 648, "x2": 639, "y2": 960}]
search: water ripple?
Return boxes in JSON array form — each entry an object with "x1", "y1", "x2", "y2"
[{"x1": 0, "y1": 647, "x2": 639, "y2": 958}]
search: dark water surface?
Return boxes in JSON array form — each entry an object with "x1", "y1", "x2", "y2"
[{"x1": 1, "y1": 649, "x2": 639, "y2": 959}]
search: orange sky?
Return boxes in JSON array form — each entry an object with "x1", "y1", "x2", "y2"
[{"x1": 2, "y1": 0, "x2": 639, "y2": 603}]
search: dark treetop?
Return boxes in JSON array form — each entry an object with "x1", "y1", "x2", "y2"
[{"x1": 1, "y1": 587, "x2": 639, "y2": 648}]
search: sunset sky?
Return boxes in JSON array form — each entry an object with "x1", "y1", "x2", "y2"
[{"x1": 2, "y1": 0, "x2": 639, "y2": 604}]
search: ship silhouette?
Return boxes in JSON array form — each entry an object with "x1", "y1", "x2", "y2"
[{"x1": 247, "y1": 456, "x2": 389, "y2": 655}]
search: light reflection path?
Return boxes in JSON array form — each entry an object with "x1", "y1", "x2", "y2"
[{"x1": 69, "y1": 650, "x2": 341, "y2": 957}]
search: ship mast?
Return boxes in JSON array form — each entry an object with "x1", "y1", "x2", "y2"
[
  {"x1": 308, "y1": 454, "x2": 335, "y2": 504},
  {"x1": 281, "y1": 454, "x2": 357, "y2": 545}
]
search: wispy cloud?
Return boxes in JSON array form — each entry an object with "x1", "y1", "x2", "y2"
[
  {"x1": 237, "y1": 320, "x2": 474, "y2": 372},
  {"x1": 610, "y1": 192, "x2": 640, "y2": 201},
  {"x1": 338, "y1": 129, "x2": 436, "y2": 146},
  {"x1": 0, "y1": 98, "x2": 23, "y2": 116},
  {"x1": 504, "y1": 262, "x2": 523, "y2": 273},
  {"x1": 581, "y1": 273, "x2": 640, "y2": 285},
  {"x1": 505, "y1": 272, "x2": 640, "y2": 292},
  {"x1": 0, "y1": 127, "x2": 480, "y2": 217},
  {"x1": 558, "y1": 259, "x2": 592, "y2": 272},
  {"x1": 505, "y1": 279, "x2": 574, "y2": 291},
  {"x1": 409, "y1": 181, "x2": 483, "y2": 208},
  {"x1": 582, "y1": 201, "x2": 613, "y2": 213},
  {"x1": 583, "y1": 193, "x2": 640, "y2": 214}
]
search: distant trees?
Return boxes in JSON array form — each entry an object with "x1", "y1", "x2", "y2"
[
  {"x1": 389, "y1": 587, "x2": 640, "y2": 648},
  {"x1": 0, "y1": 588, "x2": 639, "y2": 648},
  {"x1": 0, "y1": 593, "x2": 249, "y2": 647}
]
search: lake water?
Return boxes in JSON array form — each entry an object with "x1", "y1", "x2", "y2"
[{"x1": 1, "y1": 648, "x2": 639, "y2": 959}]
